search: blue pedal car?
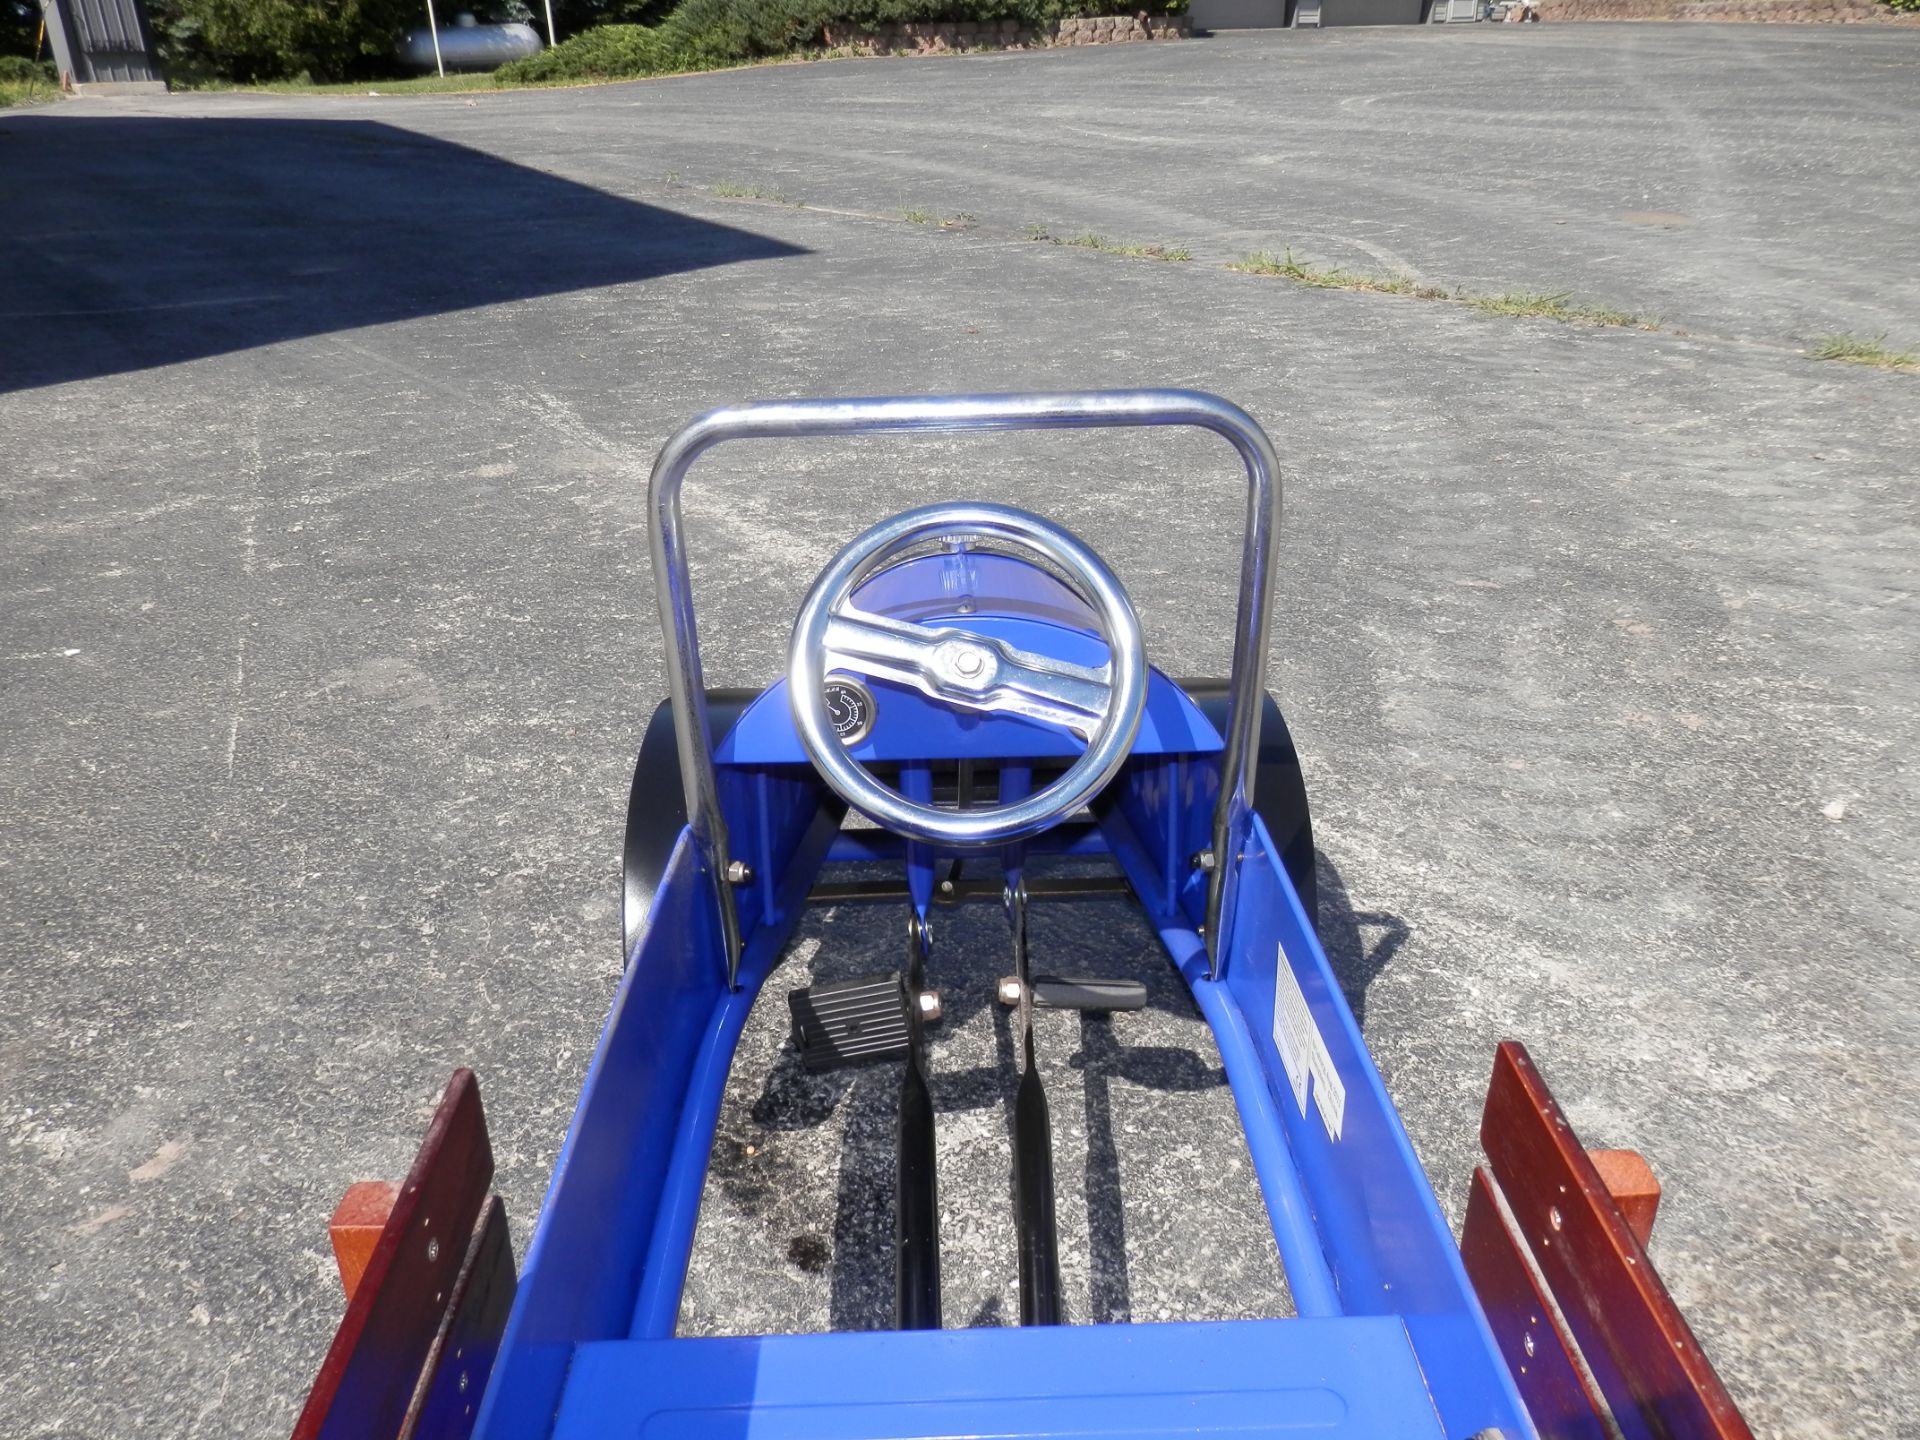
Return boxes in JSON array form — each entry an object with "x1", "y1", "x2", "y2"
[{"x1": 294, "y1": 392, "x2": 1754, "y2": 1440}]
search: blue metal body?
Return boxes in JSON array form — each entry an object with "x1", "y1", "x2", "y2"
[{"x1": 473, "y1": 550, "x2": 1535, "y2": 1439}]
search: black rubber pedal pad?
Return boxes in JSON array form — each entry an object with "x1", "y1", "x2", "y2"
[{"x1": 788, "y1": 973, "x2": 912, "y2": 1072}]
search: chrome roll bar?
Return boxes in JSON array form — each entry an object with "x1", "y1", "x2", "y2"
[{"x1": 646, "y1": 390, "x2": 1282, "y2": 985}]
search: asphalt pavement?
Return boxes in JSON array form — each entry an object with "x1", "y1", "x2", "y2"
[{"x1": 1, "y1": 25, "x2": 1916, "y2": 1439}]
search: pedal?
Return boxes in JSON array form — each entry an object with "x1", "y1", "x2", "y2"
[
  {"x1": 996, "y1": 975, "x2": 1148, "y2": 1012},
  {"x1": 789, "y1": 974, "x2": 941, "y2": 1072}
]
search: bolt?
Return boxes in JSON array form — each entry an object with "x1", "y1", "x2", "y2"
[
  {"x1": 917, "y1": 990, "x2": 943, "y2": 1024},
  {"x1": 725, "y1": 860, "x2": 753, "y2": 885},
  {"x1": 953, "y1": 647, "x2": 984, "y2": 678},
  {"x1": 1191, "y1": 849, "x2": 1217, "y2": 872},
  {"x1": 426, "y1": 1237, "x2": 440, "y2": 1263},
  {"x1": 997, "y1": 977, "x2": 1023, "y2": 1006}
]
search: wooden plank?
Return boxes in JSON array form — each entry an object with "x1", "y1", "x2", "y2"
[
  {"x1": 1461, "y1": 1168, "x2": 1610, "y2": 1440},
  {"x1": 1480, "y1": 1042, "x2": 1754, "y2": 1440},
  {"x1": 401, "y1": 1195, "x2": 517, "y2": 1440},
  {"x1": 1589, "y1": 1148, "x2": 1662, "y2": 1248},
  {"x1": 330, "y1": 1181, "x2": 400, "y2": 1302},
  {"x1": 293, "y1": 1069, "x2": 495, "y2": 1440}
]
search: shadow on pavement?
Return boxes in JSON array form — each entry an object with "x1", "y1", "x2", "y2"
[
  {"x1": 1316, "y1": 852, "x2": 1412, "y2": 1032},
  {"x1": 0, "y1": 116, "x2": 805, "y2": 393}
]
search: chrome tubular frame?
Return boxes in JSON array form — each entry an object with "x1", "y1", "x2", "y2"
[{"x1": 646, "y1": 390, "x2": 1282, "y2": 985}]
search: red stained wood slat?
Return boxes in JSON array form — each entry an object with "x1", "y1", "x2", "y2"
[
  {"x1": 1480, "y1": 1042, "x2": 1754, "y2": 1440},
  {"x1": 293, "y1": 1069, "x2": 495, "y2": 1440},
  {"x1": 400, "y1": 1195, "x2": 517, "y2": 1440},
  {"x1": 1462, "y1": 1167, "x2": 1610, "y2": 1440}
]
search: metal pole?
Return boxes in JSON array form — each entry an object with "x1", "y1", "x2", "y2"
[
  {"x1": 542, "y1": 0, "x2": 557, "y2": 48},
  {"x1": 424, "y1": 0, "x2": 445, "y2": 77}
]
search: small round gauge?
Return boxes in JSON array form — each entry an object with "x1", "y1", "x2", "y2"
[{"x1": 823, "y1": 677, "x2": 876, "y2": 746}]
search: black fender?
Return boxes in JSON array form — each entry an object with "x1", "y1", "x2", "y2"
[
  {"x1": 622, "y1": 688, "x2": 762, "y2": 963},
  {"x1": 1180, "y1": 679, "x2": 1318, "y2": 936}
]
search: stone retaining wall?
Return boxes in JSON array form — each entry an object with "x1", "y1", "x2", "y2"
[
  {"x1": 821, "y1": 13, "x2": 1192, "y2": 54},
  {"x1": 1538, "y1": 0, "x2": 1917, "y2": 21}
]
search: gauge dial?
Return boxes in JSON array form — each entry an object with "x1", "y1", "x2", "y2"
[{"x1": 823, "y1": 677, "x2": 876, "y2": 746}]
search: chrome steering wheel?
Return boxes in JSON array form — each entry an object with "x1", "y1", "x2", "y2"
[{"x1": 789, "y1": 503, "x2": 1147, "y2": 846}]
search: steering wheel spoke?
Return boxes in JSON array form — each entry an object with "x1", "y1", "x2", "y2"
[{"x1": 824, "y1": 608, "x2": 1112, "y2": 740}]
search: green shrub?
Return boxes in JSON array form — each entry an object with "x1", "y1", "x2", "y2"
[
  {"x1": 1888, "y1": 0, "x2": 1918, "y2": 13},
  {"x1": 0, "y1": 54, "x2": 53, "y2": 82},
  {"x1": 497, "y1": 0, "x2": 1178, "y2": 84},
  {"x1": 494, "y1": 21, "x2": 662, "y2": 78}
]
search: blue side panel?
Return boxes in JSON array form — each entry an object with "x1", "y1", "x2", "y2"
[
  {"x1": 716, "y1": 766, "x2": 823, "y2": 944},
  {"x1": 476, "y1": 808, "x2": 838, "y2": 1439},
  {"x1": 1097, "y1": 808, "x2": 1341, "y2": 1320},
  {"x1": 718, "y1": 638, "x2": 1222, "y2": 766},
  {"x1": 1219, "y1": 824, "x2": 1534, "y2": 1440},
  {"x1": 474, "y1": 831, "x2": 722, "y2": 1440},
  {"x1": 550, "y1": 1318, "x2": 1447, "y2": 1439},
  {"x1": 1114, "y1": 746, "x2": 1222, "y2": 925}
]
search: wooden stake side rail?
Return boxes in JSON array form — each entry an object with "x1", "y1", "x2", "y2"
[
  {"x1": 1461, "y1": 1168, "x2": 1610, "y2": 1440},
  {"x1": 294, "y1": 1070, "x2": 518, "y2": 1440},
  {"x1": 1464, "y1": 1041, "x2": 1754, "y2": 1440}
]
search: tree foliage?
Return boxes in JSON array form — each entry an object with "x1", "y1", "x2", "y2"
[
  {"x1": 145, "y1": 0, "x2": 424, "y2": 80},
  {"x1": 3, "y1": 0, "x2": 44, "y2": 60}
]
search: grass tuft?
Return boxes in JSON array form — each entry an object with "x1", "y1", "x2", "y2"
[
  {"x1": 1809, "y1": 333, "x2": 1919, "y2": 373},
  {"x1": 0, "y1": 77, "x2": 60, "y2": 109},
  {"x1": 1468, "y1": 291, "x2": 1654, "y2": 328},
  {"x1": 709, "y1": 179, "x2": 794, "y2": 203},
  {"x1": 1029, "y1": 226, "x2": 1190, "y2": 262},
  {"x1": 180, "y1": 71, "x2": 501, "y2": 95},
  {"x1": 1230, "y1": 249, "x2": 1655, "y2": 328},
  {"x1": 1228, "y1": 249, "x2": 1451, "y2": 299},
  {"x1": 899, "y1": 208, "x2": 974, "y2": 228}
]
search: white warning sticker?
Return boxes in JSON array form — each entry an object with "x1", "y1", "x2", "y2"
[
  {"x1": 1271, "y1": 947, "x2": 1314, "y2": 1116},
  {"x1": 1272, "y1": 944, "x2": 1346, "y2": 1142}
]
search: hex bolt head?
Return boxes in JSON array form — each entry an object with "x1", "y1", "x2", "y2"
[
  {"x1": 996, "y1": 976, "x2": 1023, "y2": 1006},
  {"x1": 725, "y1": 860, "x2": 753, "y2": 885},
  {"x1": 916, "y1": 990, "x2": 943, "y2": 1024}
]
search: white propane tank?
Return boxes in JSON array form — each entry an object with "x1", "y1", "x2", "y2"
[{"x1": 396, "y1": 16, "x2": 543, "y2": 72}]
